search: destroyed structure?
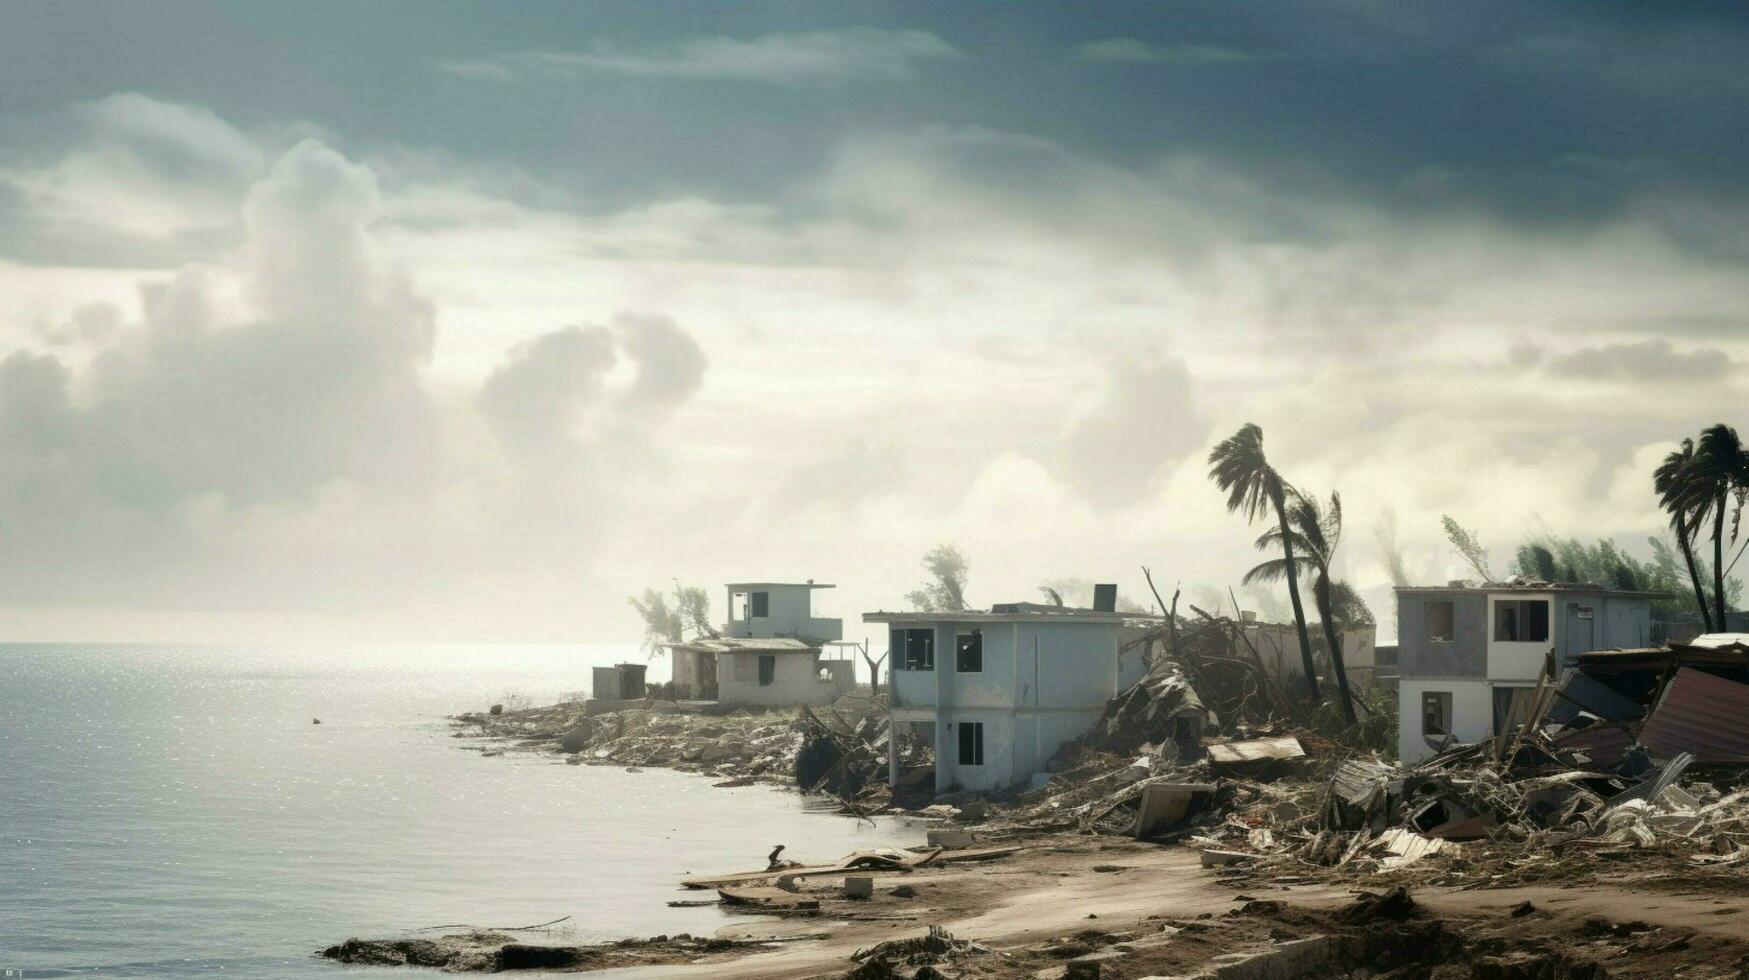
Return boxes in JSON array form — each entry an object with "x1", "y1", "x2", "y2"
[
  {"x1": 1395, "y1": 580, "x2": 1664, "y2": 762},
  {"x1": 867, "y1": 588, "x2": 1147, "y2": 794},
  {"x1": 666, "y1": 581, "x2": 857, "y2": 707}
]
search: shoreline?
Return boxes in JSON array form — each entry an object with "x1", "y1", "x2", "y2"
[{"x1": 316, "y1": 694, "x2": 1749, "y2": 977}]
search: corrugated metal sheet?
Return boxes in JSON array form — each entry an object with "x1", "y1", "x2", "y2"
[
  {"x1": 1553, "y1": 723, "x2": 1635, "y2": 763},
  {"x1": 1636, "y1": 667, "x2": 1749, "y2": 764},
  {"x1": 1546, "y1": 671, "x2": 1646, "y2": 726}
]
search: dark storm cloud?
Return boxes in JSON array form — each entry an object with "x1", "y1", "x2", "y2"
[{"x1": 4, "y1": 3, "x2": 1746, "y2": 229}]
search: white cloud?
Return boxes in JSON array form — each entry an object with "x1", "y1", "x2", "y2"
[
  {"x1": 1073, "y1": 38, "x2": 1258, "y2": 66},
  {"x1": 0, "y1": 135, "x2": 708, "y2": 634},
  {"x1": 443, "y1": 28, "x2": 959, "y2": 86}
]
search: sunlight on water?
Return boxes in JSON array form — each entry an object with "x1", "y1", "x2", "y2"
[{"x1": 0, "y1": 644, "x2": 921, "y2": 977}]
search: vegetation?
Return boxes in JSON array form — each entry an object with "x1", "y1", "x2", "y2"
[
  {"x1": 628, "y1": 581, "x2": 716, "y2": 656},
  {"x1": 1243, "y1": 492, "x2": 1358, "y2": 724},
  {"x1": 1651, "y1": 423, "x2": 1749, "y2": 631},
  {"x1": 1207, "y1": 423, "x2": 1322, "y2": 704},
  {"x1": 1440, "y1": 515, "x2": 1495, "y2": 582},
  {"x1": 905, "y1": 544, "x2": 970, "y2": 612}
]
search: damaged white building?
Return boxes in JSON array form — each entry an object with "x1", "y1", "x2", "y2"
[
  {"x1": 667, "y1": 581, "x2": 855, "y2": 707},
  {"x1": 1395, "y1": 581, "x2": 1665, "y2": 763},
  {"x1": 868, "y1": 592, "x2": 1147, "y2": 794}
]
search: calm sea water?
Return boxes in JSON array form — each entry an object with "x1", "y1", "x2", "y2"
[{"x1": 0, "y1": 644, "x2": 919, "y2": 978}]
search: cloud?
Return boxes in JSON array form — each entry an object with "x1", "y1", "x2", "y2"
[
  {"x1": 443, "y1": 28, "x2": 959, "y2": 85},
  {"x1": 0, "y1": 135, "x2": 707, "y2": 628},
  {"x1": 1054, "y1": 355, "x2": 1207, "y2": 508},
  {"x1": 1544, "y1": 337, "x2": 1733, "y2": 381},
  {"x1": 0, "y1": 93, "x2": 270, "y2": 264},
  {"x1": 1073, "y1": 37, "x2": 1258, "y2": 66}
]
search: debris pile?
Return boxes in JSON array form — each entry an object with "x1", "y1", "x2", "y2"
[
  {"x1": 455, "y1": 695, "x2": 891, "y2": 794},
  {"x1": 1179, "y1": 647, "x2": 1749, "y2": 888}
]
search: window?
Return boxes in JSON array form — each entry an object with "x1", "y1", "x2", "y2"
[
  {"x1": 757, "y1": 654, "x2": 776, "y2": 686},
  {"x1": 1494, "y1": 600, "x2": 1549, "y2": 642},
  {"x1": 957, "y1": 721, "x2": 984, "y2": 766},
  {"x1": 749, "y1": 591, "x2": 770, "y2": 618},
  {"x1": 895, "y1": 628, "x2": 934, "y2": 671},
  {"x1": 1426, "y1": 600, "x2": 1455, "y2": 642},
  {"x1": 955, "y1": 630, "x2": 982, "y2": 673},
  {"x1": 1422, "y1": 691, "x2": 1452, "y2": 739}
]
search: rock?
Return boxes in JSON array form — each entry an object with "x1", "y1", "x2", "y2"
[
  {"x1": 496, "y1": 944, "x2": 582, "y2": 969},
  {"x1": 559, "y1": 725, "x2": 591, "y2": 754},
  {"x1": 489, "y1": 704, "x2": 503, "y2": 716}
]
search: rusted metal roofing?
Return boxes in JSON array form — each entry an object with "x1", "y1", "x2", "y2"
[{"x1": 1635, "y1": 667, "x2": 1749, "y2": 764}]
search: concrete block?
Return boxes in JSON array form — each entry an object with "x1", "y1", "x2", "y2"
[
  {"x1": 843, "y1": 875, "x2": 874, "y2": 899},
  {"x1": 927, "y1": 828, "x2": 975, "y2": 848}
]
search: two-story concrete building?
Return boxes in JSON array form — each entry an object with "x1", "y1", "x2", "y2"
[
  {"x1": 668, "y1": 581, "x2": 852, "y2": 706},
  {"x1": 866, "y1": 596, "x2": 1146, "y2": 794},
  {"x1": 1395, "y1": 581, "x2": 1666, "y2": 762}
]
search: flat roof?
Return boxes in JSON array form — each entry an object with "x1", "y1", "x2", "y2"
[
  {"x1": 725, "y1": 582, "x2": 835, "y2": 589},
  {"x1": 1394, "y1": 583, "x2": 1672, "y2": 600},
  {"x1": 664, "y1": 637, "x2": 818, "y2": 654},
  {"x1": 863, "y1": 609, "x2": 1126, "y2": 625}
]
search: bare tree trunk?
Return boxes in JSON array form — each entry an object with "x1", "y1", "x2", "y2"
[
  {"x1": 1716, "y1": 491, "x2": 1729, "y2": 632},
  {"x1": 1275, "y1": 500, "x2": 1321, "y2": 702},
  {"x1": 1677, "y1": 513, "x2": 1714, "y2": 632},
  {"x1": 1314, "y1": 576, "x2": 1357, "y2": 724}
]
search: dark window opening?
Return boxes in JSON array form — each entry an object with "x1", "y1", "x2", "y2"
[
  {"x1": 757, "y1": 654, "x2": 775, "y2": 686},
  {"x1": 1422, "y1": 691, "x2": 1452, "y2": 738},
  {"x1": 749, "y1": 591, "x2": 770, "y2": 618},
  {"x1": 1494, "y1": 599, "x2": 1549, "y2": 642},
  {"x1": 1426, "y1": 600, "x2": 1456, "y2": 642},
  {"x1": 896, "y1": 628, "x2": 934, "y2": 671},
  {"x1": 956, "y1": 630, "x2": 982, "y2": 673},
  {"x1": 957, "y1": 721, "x2": 984, "y2": 766}
]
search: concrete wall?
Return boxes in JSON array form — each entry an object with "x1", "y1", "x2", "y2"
[
  {"x1": 1397, "y1": 678, "x2": 1492, "y2": 764},
  {"x1": 1487, "y1": 592, "x2": 1554, "y2": 682},
  {"x1": 725, "y1": 585, "x2": 843, "y2": 641},
  {"x1": 884, "y1": 617, "x2": 1122, "y2": 793},
  {"x1": 1240, "y1": 623, "x2": 1379, "y2": 687},
  {"x1": 1397, "y1": 592, "x2": 1489, "y2": 677},
  {"x1": 717, "y1": 652, "x2": 853, "y2": 707}
]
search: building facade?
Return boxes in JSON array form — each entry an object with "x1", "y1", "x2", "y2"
[
  {"x1": 666, "y1": 637, "x2": 855, "y2": 707},
  {"x1": 867, "y1": 605, "x2": 1146, "y2": 794},
  {"x1": 1395, "y1": 583, "x2": 1663, "y2": 762},
  {"x1": 668, "y1": 581, "x2": 850, "y2": 704},
  {"x1": 724, "y1": 582, "x2": 842, "y2": 642}
]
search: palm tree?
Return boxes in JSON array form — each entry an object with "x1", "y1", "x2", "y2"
[
  {"x1": 1690, "y1": 424, "x2": 1748, "y2": 631},
  {"x1": 1208, "y1": 424, "x2": 1319, "y2": 702},
  {"x1": 1244, "y1": 492, "x2": 1358, "y2": 724},
  {"x1": 1653, "y1": 438, "x2": 1714, "y2": 632}
]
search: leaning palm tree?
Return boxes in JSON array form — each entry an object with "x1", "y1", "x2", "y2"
[
  {"x1": 1245, "y1": 492, "x2": 1357, "y2": 724},
  {"x1": 1208, "y1": 424, "x2": 1319, "y2": 701},
  {"x1": 1689, "y1": 424, "x2": 1749, "y2": 630},
  {"x1": 1653, "y1": 438, "x2": 1714, "y2": 632}
]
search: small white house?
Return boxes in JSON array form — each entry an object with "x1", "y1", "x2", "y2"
[
  {"x1": 867, "y1": 599, "x2": 1145, "y2": 794},
  {"x1": 666, "y1": 636, "x2": 855, "y2": 708},
  {"x1": 667, "y1": 580, "x2": 851, "y2": 705},
  {"x1": 1395, "y1": 581, "x2": 1665, "y2": 762}
]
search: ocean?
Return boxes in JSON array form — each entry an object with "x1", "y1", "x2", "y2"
[{"x1": 0, "y1": 644, "x2": 920, "y2": 977}]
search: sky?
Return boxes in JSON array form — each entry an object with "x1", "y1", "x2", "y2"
[{"x1": 1, "y1": 1, "x2": 1747, "y2": 644}]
